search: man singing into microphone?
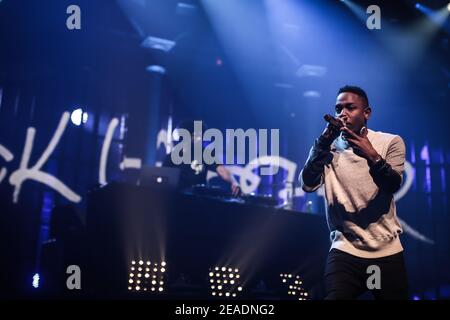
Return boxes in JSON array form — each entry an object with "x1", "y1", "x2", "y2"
[{"x1": 300, "y1": 86, "x2": 408, "y2": 300}]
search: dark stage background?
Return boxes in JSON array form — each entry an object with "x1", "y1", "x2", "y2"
[{"x1": 0, "y1": 0, "x2": 449, "y2": 299}]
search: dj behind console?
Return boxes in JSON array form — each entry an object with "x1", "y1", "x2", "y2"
[{"x1": 189, "y1": 184, "x2": 278, "y2": 207}]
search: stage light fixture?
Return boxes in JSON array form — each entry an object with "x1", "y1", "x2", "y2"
[
  {"x1": 32, "y1": 273, "x2": 40, "y2": 288},
  {"x1": 70, "y1": 108, "x2": 88, "y2": 126},
  {"x1": 141, "y1": 36, "x2": 176, "y2": 52},
  {"x1": 280, "y1": 273, "x2": 309, "y2": 300},
  {"x1": 208, "y1": 266, "x2": 243, "y2": 298},
  {"x1": 128, "y1": 259, "x2": 167, "y2": 293}
]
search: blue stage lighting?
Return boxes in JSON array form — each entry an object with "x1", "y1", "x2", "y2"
[
  {"x1": 32, "y1": 273, "x2": 40, "y2": 288},
  {"x1": 70, "y1": 108, "x2": 88, "y2": 126}
]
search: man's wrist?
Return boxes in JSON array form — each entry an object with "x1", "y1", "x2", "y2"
[{"x1": 368, "y1": 153, "x2": 383, "y2": 167}]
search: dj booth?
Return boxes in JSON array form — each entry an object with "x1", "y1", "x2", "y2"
[{"x1": 81, "y1": 182, "x2": 330, "y2": 299}]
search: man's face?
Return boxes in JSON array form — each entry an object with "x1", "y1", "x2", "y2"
[{"x1": 335, "y1": 92, "x2": 371, "y2": 133}]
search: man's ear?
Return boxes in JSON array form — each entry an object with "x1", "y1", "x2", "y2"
[{"x1": 364, "y1": 106, "x2": 372, "y2": 122}]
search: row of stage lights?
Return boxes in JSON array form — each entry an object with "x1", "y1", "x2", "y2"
[
  {"x1": 209, "y1": 266, "x2": 243, "y2": 298},
  {"x1": 127, "y1": 260, "x2": 309, "y2": 300},
  {"x1": 280, "y1": 274, "x2": 309, "y2": 301},
  {"x1": 128, "y1": 260, "x2": 166, "y2": 292}
]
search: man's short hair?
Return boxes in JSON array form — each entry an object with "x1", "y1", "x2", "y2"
[{"x1": 337, "y1": 85, "x2": 369, "y2": 107}]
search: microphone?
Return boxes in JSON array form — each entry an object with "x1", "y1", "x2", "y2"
[{"x1": 323, "y1": 114, "x2": 344, "y2": 130}]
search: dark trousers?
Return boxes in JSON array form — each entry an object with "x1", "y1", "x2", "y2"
[{"x1": 324, "y1": 248, "x2": 409, "y2": 300}]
